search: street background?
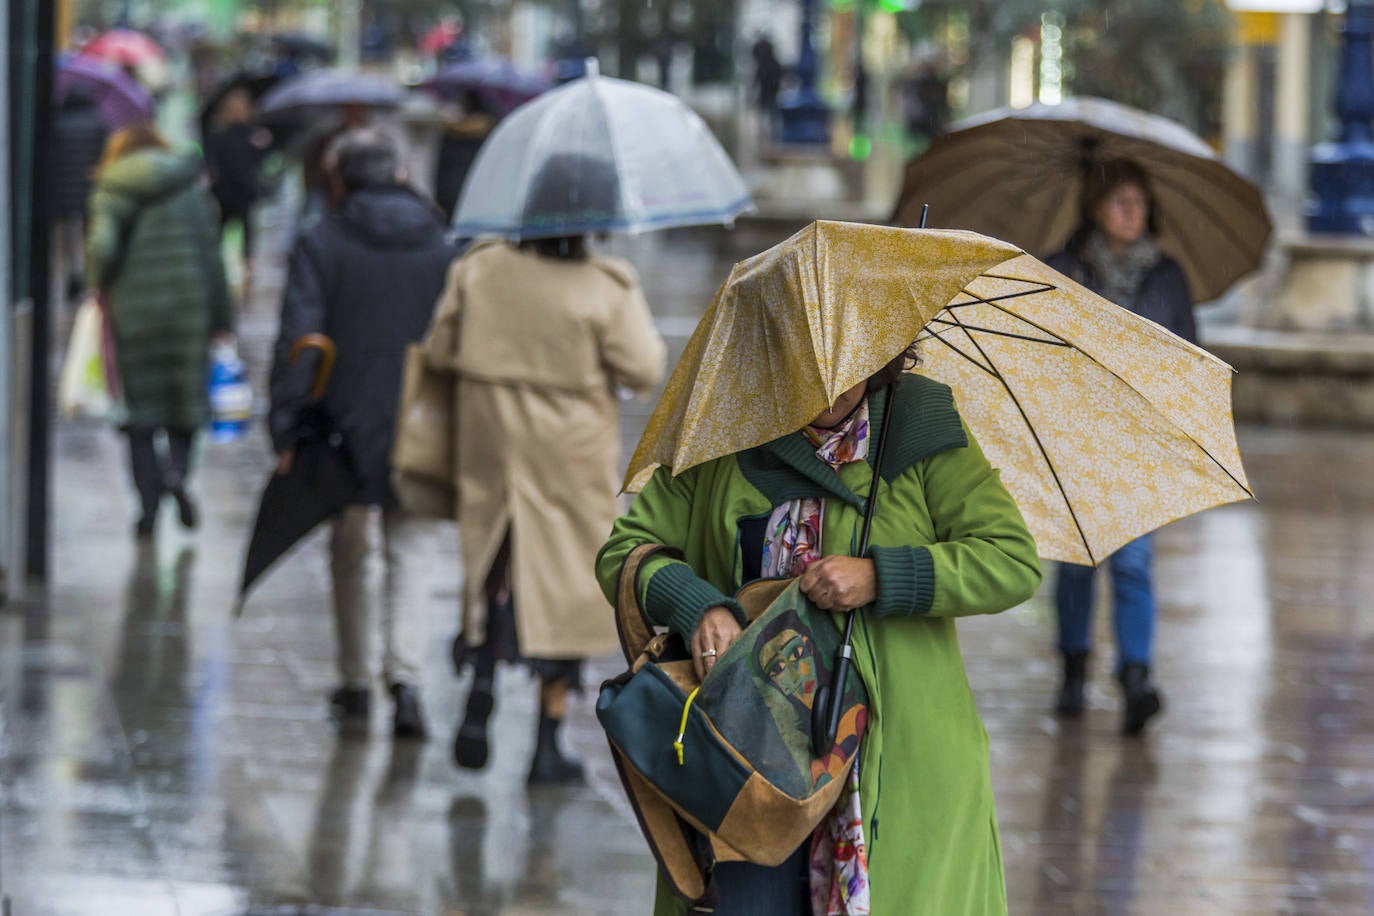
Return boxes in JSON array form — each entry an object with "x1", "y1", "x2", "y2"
[{"x1": 5, "y1": 1, "x2": 1374, "y2": 914}]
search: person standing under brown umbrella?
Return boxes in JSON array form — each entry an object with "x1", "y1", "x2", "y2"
[
  {"x1": 422, "y1": 156, "x2": 667, "y2": 785},
  {"x1": 1046, "y1": 158, "x2": 1193, "y2": 736}
]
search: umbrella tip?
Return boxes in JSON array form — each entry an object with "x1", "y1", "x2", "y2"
[{"x1": 920, "y1": 203, "x2": 929, "y2": 228}]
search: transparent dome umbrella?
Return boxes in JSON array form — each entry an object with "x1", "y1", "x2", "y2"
[{"x1": 451, "y1": 61, "x2": 752, "y2": 239}]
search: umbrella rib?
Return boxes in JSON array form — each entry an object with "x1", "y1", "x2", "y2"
[
  {"x1": 919, "y1": 323, "x2": 999, "y2": 377},
  {"x1": 946, "y1": 282, "x2": 1059, "y2": 309},
  {"x1": 941, "y1": 308, "x2": 1097, "y2": 564},
  {"x1": 977, "y1": 297, "x2": 1255, "y2": 498},
  {"x1": 926, "y1": 317, "x2": 1071, "y2": 347}
]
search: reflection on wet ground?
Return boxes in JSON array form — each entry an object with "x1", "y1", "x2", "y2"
[{"x1": 3, "y1": 228, "x2": 1374, "y2": 914}]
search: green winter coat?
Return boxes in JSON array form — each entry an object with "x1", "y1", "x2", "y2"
[
  {"x1": 86, "y1": 148, "x2": 232, "y2": 429},
  {"x1": 596, "y1": 375, "x2": 1042, "y2": 916}
]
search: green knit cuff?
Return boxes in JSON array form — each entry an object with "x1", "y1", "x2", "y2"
[
  {"x1": 644, "y1": 561, "x2": 747, "y2": 637},
  {"x1": 868, "y1": 546, "x2": 936, "y2": 617}
]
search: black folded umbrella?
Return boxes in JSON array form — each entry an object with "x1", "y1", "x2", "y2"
[{"x1": 237, "y1": 336, "x2": 354, "y2": 613}]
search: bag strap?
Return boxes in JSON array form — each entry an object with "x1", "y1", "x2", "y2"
[{"x1": 614, "y1": 543, "x2": 683, "y2": 664}]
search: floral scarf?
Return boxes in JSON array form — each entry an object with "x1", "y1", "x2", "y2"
[{"x1": 759, "y1": 400, "x2": 872, "y2": 915}]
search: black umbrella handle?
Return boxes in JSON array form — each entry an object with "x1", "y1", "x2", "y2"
[{"x1": 812, "y1": 381, "x2": 898, "y2": 758}]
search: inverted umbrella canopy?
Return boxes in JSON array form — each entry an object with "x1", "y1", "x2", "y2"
[
  {"x1": 891, "y1": 97, "x2": 1272, "y2": 303},
  {"x1": 257, "y1": 68, "x2": 405, "y2": 124},
  {"x1": 626, "y1": 220, "x2": 1252, "y2": 565},
  {"x1": 452, "y1": 63, "x2": 751, "y2": 239},
  {"x1": 56, "y1": 54, "x2": 155, "y2": 130}
]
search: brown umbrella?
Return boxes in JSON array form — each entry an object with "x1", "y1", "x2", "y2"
[{"x1": 891, "y1": 97, "x2": 1272, "y2": 303}]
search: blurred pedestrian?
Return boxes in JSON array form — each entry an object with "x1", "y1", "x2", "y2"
[
  {"x1": 203, "y1": 87, "x2": 271, "y2": 292},
  {"x1": 85, "y1": 124, "x2": 233, "y2": 539},
  {"x1": 1046, "y1": 157, "x2": 1193, "y2": 735},
  {"x1": 751, "y1": 34, "x2": 782, "y2": 138},
  {"x1": 299, "y1": 103, "x2": 371, "y2": 229},
  {"x1": 54, "y1": 88, "x2": 108, "y2": 303},
  {"x1": 433, "y1": 90, "x2": 496, "y2": 224},
  {"x1": 422, "y1": 156, "x2": 667, "y2": 785},
  {"x1": 269, "y1": 127, "x2": 460, "y2": 740}
]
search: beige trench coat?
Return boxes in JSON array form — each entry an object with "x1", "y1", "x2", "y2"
[{"x1": 423, "y1": 241, "x2": 666, "y2": 658}]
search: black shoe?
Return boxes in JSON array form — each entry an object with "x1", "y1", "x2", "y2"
[
  {"x1": 453, "y1": 677, "x2": 494, "y2": 770},
  {"x1": 390, "y1": 682, "x2": 428, "y2": 740},
  {"x1": 166, "y1": 480, "x2": 198, "y2": 530},
  {"x1": 527, "y1": 714, "x2": 585, "y2": 786},
  {"x1": 1056, "y1": 650, "x2": 1088, "y2": 716},
  {"x1": 134, "y1": 516, "x2": 156, "y2": 540},
  {"x1": 1118, "y1": 662, "x2": 1163, "y2": 736},
  {"x1": 329, "y1": 686, "x2": 371, "y2": 731}
]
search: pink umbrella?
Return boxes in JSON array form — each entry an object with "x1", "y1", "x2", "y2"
[{"x1": 81, "y1": 29, "x2": 165, "y2": 69}]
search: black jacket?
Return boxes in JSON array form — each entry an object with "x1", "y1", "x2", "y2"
[
  {"x1": 1045, "y1": 241, "x2": 1197, "y2": 344},
  {"x1": 269, "y1": 185, "x2": 462, "y2": 505},
  {"x1": 55, "y1": 98, "x2": 108, "y2": 219},
  {"x1": 203, "y1": 123, "x2": 266, "y2": 216}
]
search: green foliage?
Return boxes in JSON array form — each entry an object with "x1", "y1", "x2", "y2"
[
  {"x1": 1058, "y1": 0, "x2": 1232, "y2": 137},
  {"x1": 901, "y1": 0, "x2": 1231, "y2": 136}
]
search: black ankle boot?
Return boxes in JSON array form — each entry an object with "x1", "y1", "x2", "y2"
[
  {"x1": 1118, "y1": 662, "x2": 1163, "y2": 736},
  {"x1": 390, "y1": 683, "x2": 428, "y2": 740},
  {"x1": 330, "y1": 685, "x2": 371, "y2": 733},
  {"x1": 527, "y1": 714, "x2": 584, "y2": 786},
  {"x1": 453, "y1": 674, "x2": 495, "y2": 769},
  {"x1": 1056, "y1": 650, "x2": 1088, "y2": 715}
]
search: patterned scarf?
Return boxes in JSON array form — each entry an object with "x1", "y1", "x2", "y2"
[
  {"x1": 758, "y1": 400, "x2": 873, "y2": 915},
  {"x1": 760, "y1": 402, "x2": 870, "y2": 578},
  {"x1": 1081, "y1": 230, "x2": 1160, "y2": 310}
]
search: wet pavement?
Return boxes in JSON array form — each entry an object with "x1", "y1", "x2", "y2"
[{"x1": 4, "y1": 214, "x2": 1374, "y2": 915}]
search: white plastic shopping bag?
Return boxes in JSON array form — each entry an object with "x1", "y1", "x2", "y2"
[{"x1": 58, "y1": 296, "x2": 120, "y2": 422}]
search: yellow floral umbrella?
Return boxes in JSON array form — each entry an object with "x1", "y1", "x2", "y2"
[{"x1": 625, "y1": 220, "x2": 1252, "y2": 565}]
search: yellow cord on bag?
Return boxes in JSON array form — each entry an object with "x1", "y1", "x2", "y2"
[{"x1": 674, "y1": 686, "x2": 702, "y2": 765}]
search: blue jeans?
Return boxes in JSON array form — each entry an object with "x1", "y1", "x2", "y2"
[{"x1": 1055, "y1": 534, "x2": 1155, "y2": 669}]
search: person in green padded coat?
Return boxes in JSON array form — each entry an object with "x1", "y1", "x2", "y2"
[
  {"x1": 596, "y1": 345, "x2": 1042, "y2": 915},
  {"x1": 86, "y1": 123, "x2": 233, "y2": 539}
]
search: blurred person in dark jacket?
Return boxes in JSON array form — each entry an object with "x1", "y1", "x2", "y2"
[
  {"x1": 203, "y1": 87, "x2": 271, "y2": 291},
  {"x1": 55, "y1": 88, "x2": 108, "y2": 301},
  {"x1": 1045, "y1": 157, "x2": 1193, "y2": 737},
  {"x1": 269, "y1": 127, "x2": 461, "y2": 740},
  {"x1": 433, "y1": 90, "x2": 496, "y2": 224}
]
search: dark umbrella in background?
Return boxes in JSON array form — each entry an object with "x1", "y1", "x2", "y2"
[
  {"x1": 256, "y1": 68, "x2": 406, "y2": 125},
  {"x1": 423, "y1": 58, "x2": 551, "y2": 116},
  {"x1": 237, "y1": 335, "x2": 354, "y2": 613},
  {"x1": 55, "y1": 54, "x2": 155, "y2": 130},
  {"x1": 270, "y1": 32, "x2": 336, "y2": 64},
  {"x1": 891, "y1": 96, "x2": 1272, "y2": 303},
  {"x1": 198, "y1": 69, "x2": 282, "y2": 138}
]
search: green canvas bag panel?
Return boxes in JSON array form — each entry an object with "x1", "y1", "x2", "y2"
[{"x1": 596, "y1": 544, "x2": 869, "y2": 907}]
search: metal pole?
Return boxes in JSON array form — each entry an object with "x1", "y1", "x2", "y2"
[
  {"x1": 1310, "y1": 0, "x2": 1374, "y2": 234},
  {"x1": 25, "y1": 0, "x2": 55, "y2": 581}
]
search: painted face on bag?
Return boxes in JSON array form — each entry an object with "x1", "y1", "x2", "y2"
[{"x1": 759, "y1": 628, "x2": 817, "y2": 708}]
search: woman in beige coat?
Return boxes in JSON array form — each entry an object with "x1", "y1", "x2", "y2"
[{"x1": 423, "y1": 223, "x2": 666, "y2": 784}]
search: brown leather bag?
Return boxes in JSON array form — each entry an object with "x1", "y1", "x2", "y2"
[{"x1": 390, "y1": 343, "x2": 456, "y2": 518}]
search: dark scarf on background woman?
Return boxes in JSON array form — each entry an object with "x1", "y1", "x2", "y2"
[{"x1": 1081, "y1": 230, "x2": 1161, "y2": 309}]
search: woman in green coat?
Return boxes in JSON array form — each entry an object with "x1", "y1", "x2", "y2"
[
  {"x1": 86, "y1": 124, "x2": 232, "y2": 538},
  {"x1": 596, "y1": 348, "x2": 1042, "y2": 915}
]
